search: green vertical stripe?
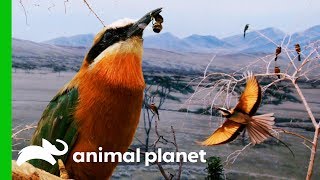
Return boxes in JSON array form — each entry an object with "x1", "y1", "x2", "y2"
[{"x1": 0, "y1": 0, "x2": 12, "y2": 179}]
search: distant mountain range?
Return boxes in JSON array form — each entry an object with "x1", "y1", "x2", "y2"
[
  {"x1": 43, "y1": 34, "x2": 95, "y2": 48},
  {"x1": 12, "y1": 38, "x2": 260, "y2": 74},
  {"x1": 143, "y1": 33, "x2": 233, "y2": 53},
  {"x1": 42, "y1": 25, "x2": 320, "y2": 54},
  {"x1": 12, "y1": 25, "x2": 319, "y2": 74}
]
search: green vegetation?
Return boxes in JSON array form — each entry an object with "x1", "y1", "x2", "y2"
[{"x1": 205, "y1": 156, "x2": 224, "y2": 180}]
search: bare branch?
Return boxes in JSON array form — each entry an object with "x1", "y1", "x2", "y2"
[
  {"x1": 19, "y1": 0, "x2": 29, "y2": 25},
  {"x1": 224, "y1": 143, "x2": 252, "y2": 165},
  {"x1": 12, "y1": 124, "x2": 37, "y2": 139},
  {"x1": 82, "y1": 0, "x2": 105, "y2": 27},
  {"x1": 275, "y1": 128, "x2": 313, "y2": 144}
]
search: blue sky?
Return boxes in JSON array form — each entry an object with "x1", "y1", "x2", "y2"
[{"x1": 13, "y1": 0, "x2": 320, "y2": 42}]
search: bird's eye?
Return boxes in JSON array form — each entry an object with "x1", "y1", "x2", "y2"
[{"x1": 103, "y1": 31, "x2": 113, "y2": 40}]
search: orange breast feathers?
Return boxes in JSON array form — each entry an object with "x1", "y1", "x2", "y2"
[
  {"x1": 75, "y1": 36, "x2": 145, "y2": 146},
  {"x1": 84, "y1": 36, "x2": 145, "y2": 90},
  {"x1": 64, "y1": 37, "x2": 145, "y2": 178}
]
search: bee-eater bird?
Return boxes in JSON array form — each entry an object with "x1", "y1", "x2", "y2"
[
  {"x1": 243, "y1": 24, "x2": 249, "y2": 38},
  {"x1": 295, "y1": 43, "x2": 301, "y2": 61},
  {"x1": 274, "y1": 66, "x2": 281, "y2": 79},
  {"x1": 200, "y1": 73, "x2": 276, "y2": 145},
  {"x1": 275, "y1": 46, "x2": 281, "y2": 61},
  {"x1": 29, "y1": 8, "x2": 163, "y2": 179},
  {"x1": 149, "y1": 103, "x2": 160, "y2": 120}
]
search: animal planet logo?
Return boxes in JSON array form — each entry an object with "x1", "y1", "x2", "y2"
[{"x1": 16, "y1": 139, "x2": 68, "y2": 166}]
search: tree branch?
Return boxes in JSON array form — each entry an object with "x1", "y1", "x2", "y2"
[{"x1": 82, "y1": 0, "x2": 105, "y2": 26}]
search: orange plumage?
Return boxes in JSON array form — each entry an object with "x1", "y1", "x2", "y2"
[
  {"x1": 62, "y1": 38, "x2": 145, "y2": 179},
  {"x1": 199, "y1": 74, "x2": 275, "y2": 146}
]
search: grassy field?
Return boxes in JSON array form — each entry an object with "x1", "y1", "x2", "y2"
[{"x1": 12, "y1": 71, "x2": 320, "y2": 179}]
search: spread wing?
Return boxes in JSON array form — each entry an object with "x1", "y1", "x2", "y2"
[
  {"x1": 235, "y1": 75, "x2": 261, "y2": 115},
  {"x1": 199, "y1": 120, "x2": 245, "y2": 146},
  {"x1": 29, "y1": 87, "x2": 79, "y2": 175}
]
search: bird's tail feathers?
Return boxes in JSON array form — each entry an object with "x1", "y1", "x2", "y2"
[
  {"x1": 247, "y1": 113, "x2": 275, "y2": 144},
  {"x1": 248, "y1": 113, "x2": 295, "y2": 157}
]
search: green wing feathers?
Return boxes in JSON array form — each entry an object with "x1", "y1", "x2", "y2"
[{"x1": 29, "y1": 88, "x2": 79, "y2": 175}]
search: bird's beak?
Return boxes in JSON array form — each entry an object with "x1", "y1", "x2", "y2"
[
  {"x1": 216, "y1": 107, "x2": 223, "y2": 111},
  {"x1": 126, "y1": 8, "x2": 162, "y2": 38},
  {"x1": 216, "y1": 107, "x2": 231, "y2": 116}
]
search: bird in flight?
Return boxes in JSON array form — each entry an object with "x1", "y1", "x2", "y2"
[
  {"x1": 199, "y1": 73, "x2": 275, "y2": 145},
  {"x1": 244, "y1": 24, "x2": 249, "y2": 38}
]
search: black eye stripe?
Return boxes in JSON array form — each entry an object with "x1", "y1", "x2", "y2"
[{"x1": 86, "y1": 24, "x2": 133, "y2": 64}]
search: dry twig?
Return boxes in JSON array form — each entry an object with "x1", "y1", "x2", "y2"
[{"x1": 82, "y1": 0, "x2": 105, "y2": 26}]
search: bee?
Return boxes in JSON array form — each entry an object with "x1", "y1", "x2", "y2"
[{"x1": 152, "y1": 14, "x2": 163, "y2": 33}]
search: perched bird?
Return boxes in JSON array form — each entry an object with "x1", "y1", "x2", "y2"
[
  {"x1": 149, "y1": 103, "x2": 160, "y2": 120},
  {"x1": 29, "y1": 8, "x2": 163, "y2": 179},
  {"x1": 295, "y1": 44, "x2": 301, "y2": 61},
  {"x1": 274, "y1": 66, "x2": 281, "y2": 79},
  {"x1": 243, "y1": 24, "x2": 249, "y2": 38},
  {"x1": 275, "y1": 46, "x2": 281, "y2": 61},
  {"x1": 200, "y1": 73, "x2": 275, "y2": 145}
]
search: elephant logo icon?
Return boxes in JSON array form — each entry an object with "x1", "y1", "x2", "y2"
[{"x1": 16, "y1": 138, "x2": 68, "y2": 166}]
